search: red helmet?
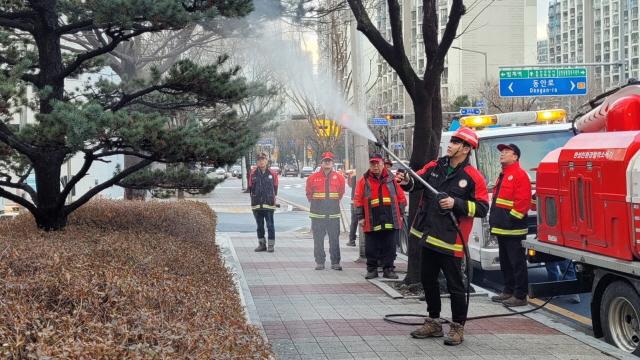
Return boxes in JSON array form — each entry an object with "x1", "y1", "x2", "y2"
[
  {"x1": 321, "y1": 151, "x2": 334, "y2": 160},
  {"x1": 451, "y1": 127, "x2": 479, "y2": 149}
]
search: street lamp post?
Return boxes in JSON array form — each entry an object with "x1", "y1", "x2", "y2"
[{"x1": 451, "y1": 46, "x2": 488, "y2": 87}]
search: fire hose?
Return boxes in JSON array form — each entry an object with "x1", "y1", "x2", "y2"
[{"x1": 376, "y1": 140, "x2": 572, "y2": 326}]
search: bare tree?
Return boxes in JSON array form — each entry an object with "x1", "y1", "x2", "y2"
[{"x1": 347, "y1": 0, "x2": 466, "y2": 284}]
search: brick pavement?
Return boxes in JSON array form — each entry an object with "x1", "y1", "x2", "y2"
[{"x1": 225, "y1": 230, "x2": 623, "y2": 359}]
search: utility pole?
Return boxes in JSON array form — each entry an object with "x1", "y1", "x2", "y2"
[{"x1": 351, "y1": 16, "x2": 368, "y2": 261}]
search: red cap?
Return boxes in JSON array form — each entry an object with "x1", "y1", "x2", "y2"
[
  {"x1": 321, "y1": 151, "x2": 334, "y2": 160},
  {"x1": 451, "y1": 127, "x2": 479, "y2": 149},
  {"x1": 369, "y1": 153, "x2": 384, "y2": 163}
]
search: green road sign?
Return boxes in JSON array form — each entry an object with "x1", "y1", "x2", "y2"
[{"x1": 499, "y1": 68, "x2": 587, "y2": 79}]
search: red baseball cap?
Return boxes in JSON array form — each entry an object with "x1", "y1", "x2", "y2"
[
  {"x1": 369, "y1": 153, "x2": 384, "y2": 163},
  {"x1": 321, "y1": 151, "x2": 334, "y2": 160}
]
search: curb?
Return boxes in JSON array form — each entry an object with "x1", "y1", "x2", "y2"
[
  {"x1": 369, "y1": 277, "x2": 490, "y2": 300},
  {"x1": 216, "y1": 232, "x2": 266, "y2": 339}
]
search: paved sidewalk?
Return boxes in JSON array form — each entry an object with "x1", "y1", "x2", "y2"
[{"x1": 221, "y1": 229, "x2": 631, "y2": 360}]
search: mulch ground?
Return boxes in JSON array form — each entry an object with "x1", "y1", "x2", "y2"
[{"x1": 0, "y1": 200, "x2": 271, "y2": 359}]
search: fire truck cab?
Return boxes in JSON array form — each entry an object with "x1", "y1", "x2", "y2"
[{"x1": 440, "y1": 110, "x2": 573, "y2": 281}]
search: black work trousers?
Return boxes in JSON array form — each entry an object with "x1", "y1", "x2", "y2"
[
  {"x1": 497, "y1": 235, "x2": 528, "y2": 299},
  {"x1": 421, "y1": 246, "x2": 467, "y2": 324},
  {"x1": 312, "y1": 218, "x2": 341, "y2": 265},
  {"x1": 349, "y1": 204, "x2": 358, "y2": 241},
  {"x1": 364, "y1": 230, "x2": 396, "y2": 271},
  {"x1": 253, "y1": 210, "x2": 275, "y2": 240}
]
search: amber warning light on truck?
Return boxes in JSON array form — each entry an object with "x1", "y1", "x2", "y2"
[{"x1": 459, "y1": 109, "x2": 567, "y2": 128}]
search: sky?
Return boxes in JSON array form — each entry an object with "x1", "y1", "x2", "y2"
[{"x1": 538, "y1": 0, "x2": 549, "y2": 40}]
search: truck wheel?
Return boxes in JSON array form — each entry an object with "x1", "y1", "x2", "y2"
[{"x1": 601, "y1": 281, "x2": 640, "y2": 354}]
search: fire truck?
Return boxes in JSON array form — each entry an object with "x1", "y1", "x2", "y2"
[
  {"x1": 516, "y1": 82, "x2": 640, "y2": 354},
  {"x1": 440, "y1": 109, "x2": 573, "y2": 281}
]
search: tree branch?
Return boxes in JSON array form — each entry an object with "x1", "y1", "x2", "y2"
[
  {"x1": 0, "y1": 185, "x2": 37, "y2": 214},
  {"x1": 347, "y1": 0, "x2": 419, "y2": 96},
  {"x1": 59, "y1": 28, "x2": 151, "y2": 80},
  {"x1": 65, "y1": 159, "x2": 153, "y2": 214},
  {"x1": 95, "y1": 150, "x2": 159, "y2": 161},
  {"x1": 0, "y1": 13, "x2": 34, "y2": 32},
  {"x1": 107, "y1": 84, "x2": 165, "y2": 111},
  {"x1": 56, "y1": 19, "x2": 94, "y2": 35},
  {"x1": 0, "y1": 122, "x2": 33, "y2": 156},
  {"x1": 58, "y1": 152, "x2": 94, "y2": 206},
  {"x1": 434, "y1": 0, "x2": 465, "y2": 70},
  {"x1": 0, "y1": 179, "x2": 36, "y2": 201}
]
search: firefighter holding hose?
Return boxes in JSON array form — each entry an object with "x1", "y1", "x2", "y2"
[{"x1": 396, "y1": 127, "x2": 489, "y2": 346}]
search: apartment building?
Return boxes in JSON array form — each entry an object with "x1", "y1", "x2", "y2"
[
  {"x1": 546, "y1": 0, "x2": 639, "y2": 91},
  {"x1": 370, "y1": 0, "x2": 536, "y2": 157}
]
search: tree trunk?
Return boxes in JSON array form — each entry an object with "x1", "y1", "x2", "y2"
[
  {"x1": 404, "y1": 85, "x2": 443, "y2": 285},
  {"x1": 35, "y1": 210, "x2": 68, "y2": 230},
  {"x1": 124, "y1": 155, "x2": 147, "y2": 200},
  {"x1": 33, "y1": 153, "x2": 67, "y2": 230}
]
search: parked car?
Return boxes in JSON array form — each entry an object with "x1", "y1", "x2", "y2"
[
  {"x1": 300, "y1": 166, "x2": 314, "y2": 178},
  {"x1": 269, "y1": 165, "x2": 281, "y2": 175},
  {"x1": 213, "y1": 168, "x2": 227, "y2": 180},
  {"x1": 283, "y1": 164, "x2": 298, "y2": 177},
  {"x1": 230, "y1": 165, "x2": 242, "y2": 178}
]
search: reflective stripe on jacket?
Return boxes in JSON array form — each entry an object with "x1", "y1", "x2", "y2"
[
  {"x1": 402, "y1": 156, "x2": 489, "y2": 258},
  {"x1": 489, "y1": 162, "x2": 532, "y2": 237},
  {"x1": 353, "y1": 168, "x2": 407, "y2": 233},
  {"x1": 305, "y1": 170, "x2": 345, "y2": 219},
  {"x1": 248, "y1": 168, "x2": 278, "y2": 210}
]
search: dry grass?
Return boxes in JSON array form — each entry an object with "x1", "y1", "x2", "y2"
[{"x1": 0, "y1": 200, "x2": 271, "y2": 359}]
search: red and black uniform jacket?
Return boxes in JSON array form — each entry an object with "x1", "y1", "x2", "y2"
[
  {"x1": 248, "y1": 167, "x2": 278, "y2": 210},
  {"x1": 305, "y1": 170, "x2": 345, "y2": 219},
  {"x1": 489, "y1": 162, "x2": 532, "y2": 237},
  {"x1": 402, "y1": 156, "x2": 489, "y2": 258},
  {"x1": 353, "y1": 168, "x2": 407, "y2": 233}
]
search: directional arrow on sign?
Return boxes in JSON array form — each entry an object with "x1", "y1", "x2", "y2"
[
  {"x1": 508, "y1": 82, "x2": 514, "y2": 93},
  {"x1": 570, "y1": 81, "x2": 575, "y2": 91}
]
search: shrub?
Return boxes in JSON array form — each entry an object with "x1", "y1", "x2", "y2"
[{"x1": 0, "y1": 200, "x2": 271, "y2": 359}]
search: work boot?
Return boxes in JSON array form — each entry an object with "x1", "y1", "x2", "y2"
[
  {"x1": 267, "y1": 239, "x2": 275, "y2": 253},
  {"x1": 254, "y1": 238, "x2": 266, "y2": 252},
  {"x1": 410, "y1": 317, "x2": 443, "y2": 339},
  {"x1": 315, "y1": 263, "x2": 325, "y2": 270},
  {"x1": 365, "y1": 269, "x2": 378, "y2": 279},
  {"x1": 383, "y1": 268, "x2": 399, "y2": 279},
  {"x1": 490, "y1": 292, "x2": 513, "y2": 303},
  {"x1": 503, "y1": 296, "x2": 528, "y2": 307},
  {"x1": 331, "y1": 263, "x2": 342, "y2": 271},
  {"x1": 443, "y1": 322, "x2": 464, "y2": 346},
  {"x1": 346, "y1": 239, "x2": 356, "y2": 246}
]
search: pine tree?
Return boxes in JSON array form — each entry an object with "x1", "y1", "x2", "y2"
[{"x1": 0, "y1": 0, "x2": 267, "y2": 230}]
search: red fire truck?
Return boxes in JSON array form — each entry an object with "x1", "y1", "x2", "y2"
[{"x1": 522, "y1": 82, "x2": 640, "y2": 354}]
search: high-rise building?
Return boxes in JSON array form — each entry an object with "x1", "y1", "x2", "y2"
[
  {"x1": 363, "y1": 0, "x2": 536, "y2": 156},
  {"x1": 546, "y1": 0, "x2": 639, "y2": 91},
  {"x1": 538, "y1": 39, "x2": 550, "y2": 63}
]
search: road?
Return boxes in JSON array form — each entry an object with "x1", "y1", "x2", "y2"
[{"x1": 212, "y1": 175, "x2": 596, "y2": 335}]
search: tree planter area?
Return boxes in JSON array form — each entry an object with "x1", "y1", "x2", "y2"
[{"x1": 0, "y1": 200, "x2": 271, "y2": 359}]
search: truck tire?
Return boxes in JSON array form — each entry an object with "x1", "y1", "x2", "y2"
[{"x1": 600, "y1": 281, "x2": 640, "y2": 354}]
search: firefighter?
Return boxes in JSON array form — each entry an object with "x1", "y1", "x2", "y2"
[
  {"x1": 488, "y1": 143, "x2": 532, "y2": 307},
  {"x1": 249, "y1": 152, "x2": 279, "y2": 252},
  {"x1": 397, "y1": 127, "x2": 489, "y2": 346},
  {"x1": 306, "y1": 152, "x2": 346, "y2": 270},
  {"x1": 353, "y1": 153, "x2": 407, "y2": 280},
  {"x1": 347, "y1": 173, "x2": 358, "y2": 247}
]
